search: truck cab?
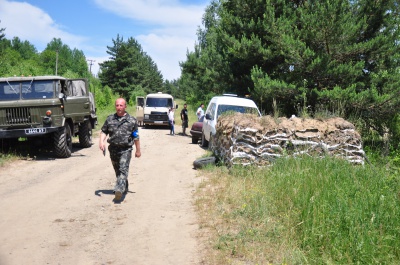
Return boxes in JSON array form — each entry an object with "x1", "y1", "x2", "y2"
[{"x1": 143, "y1": 92, "x2": 177, "y2": 127}]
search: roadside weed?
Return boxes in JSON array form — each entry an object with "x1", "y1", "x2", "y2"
[{"x1": 195, "y1": 156, "x2": 400, "y2": 264}]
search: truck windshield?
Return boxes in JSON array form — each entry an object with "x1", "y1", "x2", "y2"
[
  {"x1": 146, "y1": 97, "x2": 173, "y2": 108},
  {"x1": 0, "y1": 80, "x2": 55, "y2": 101},
  {"x1": 0, "y1": 81, "x2": 20, "y2": 101}
]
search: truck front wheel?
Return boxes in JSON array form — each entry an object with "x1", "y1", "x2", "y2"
[
  {"x1": 53, "y1": 123, "x2": 72, "y2": 158},
  {"x1": 79, "y1": 120, "x2": 92, "y2": 148}
]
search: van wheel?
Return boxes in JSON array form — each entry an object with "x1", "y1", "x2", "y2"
[
  {"x1": 201, "y1": 132, "x2": 209, "y2": 147},
  {"x1": 79, "y1": 120, "x2": 92, "y2": 148},
  {"x1": 208, "y1": 134, "x2": 214, "y2": 151},
  {"x1": 53, "y1": 123, "x2": 72, "y2": 158},
  {"x1": 193, "y1": 156, "x2": 216, "y2": 169}
]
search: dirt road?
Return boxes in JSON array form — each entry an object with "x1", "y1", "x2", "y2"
[{"x1": 0, "y1": 127, "x2": 206, "y2": 265}]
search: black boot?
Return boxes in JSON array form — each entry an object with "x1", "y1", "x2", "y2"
[{"x1": 124, "y1": 180, "x2": 129, "y2": 194}]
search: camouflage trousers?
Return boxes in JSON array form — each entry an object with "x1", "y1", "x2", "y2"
[{"x1": 108, "y1": 145, "x2": 133, "y2": 193}]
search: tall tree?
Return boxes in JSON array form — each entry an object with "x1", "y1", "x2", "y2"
[
  {"x1": 0, "y1": 29, "x2": 90, "y2": 78},
  {"x1": 180, "y1": 0, "x2": 400, "y2": 143},
  {"x1": 11, "y1": 37, "x2": 37, "y2": 60},
  {"x1": 0, "y1": 29, "x2": 42, "y2": 76},
  {"x1": 179, "y1": 0, "x2": 232, "y2": 106},
  {"x1": 40, "y1": 38, "x2": 89, "y2": 77},
  {"x1": 99, "y1": 35, "x2": 163, "y2": 99},
  {"x1": 0, "y1": 20, "x2": 9, "y2": 74},
  {"x1": 0, "y1": 21, "x2": 5, "y2": 41}
]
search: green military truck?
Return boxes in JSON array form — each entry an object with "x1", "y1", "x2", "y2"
[{"x1": 0, "y1": 75, "x2": 97, "y2": 158}]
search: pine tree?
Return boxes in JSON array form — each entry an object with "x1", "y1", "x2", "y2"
[
  {"x1": 180, "y1": 0, "x2": 400, "y2": 143},
  {"x1": 99, "y1": 35, "x2": 163, "y2": 99}
]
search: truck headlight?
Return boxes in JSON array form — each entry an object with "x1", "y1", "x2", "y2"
[
  {"x1": 43, "y1": 110, "x2": 52, "y2": 125},
  {"x1": 144, "y1": 115, "x2": 149, "y2": 119}
]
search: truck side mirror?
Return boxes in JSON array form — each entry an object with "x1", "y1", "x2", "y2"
[
  {"x1": 175, "y1": 104, "x2": 178, "y2": 109},
  {"x1": 205, "y1": 113, "x2": 212, "y2": 120}
]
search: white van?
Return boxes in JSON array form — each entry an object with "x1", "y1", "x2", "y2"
[
  {"x1": 143, "y1": 92, "x2": 177, "y2": 127},
  {"x1": 201, "y1": 94, "x2": 261, "y2": 147}
]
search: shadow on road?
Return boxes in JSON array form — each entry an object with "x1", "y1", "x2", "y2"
[{"x1": 94, "y1": 189, "x2": 114, "y2": 196}]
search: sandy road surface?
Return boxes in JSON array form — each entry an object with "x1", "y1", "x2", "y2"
[{"x1": 0, "y1": 127, "x2": 205, "y2": 265}]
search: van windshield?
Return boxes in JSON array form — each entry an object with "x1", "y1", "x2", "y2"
[
  {"x1": 146, "y1": 97, "x2": 173, "y2": 108},
  {"x1": 217, "y1": 105, "x2": 259, "y2": 118}
]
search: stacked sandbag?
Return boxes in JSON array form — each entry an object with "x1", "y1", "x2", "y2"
[{"x1": 211, "y1": 113, "x2": 365, "y2": 167}]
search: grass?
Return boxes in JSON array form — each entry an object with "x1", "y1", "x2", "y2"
[
  {"x1": 173, "y1": 98, "x2": 199, "y2": 128},
  {"x1": 195, "y1": 156, "x2": 400, "y2": 264},
  {"x1": 5, "y1": 96, "x2": 399, "y2": 264},
  {"x1": 0, "y1": 151, "x2": 20, "y2": 167}
]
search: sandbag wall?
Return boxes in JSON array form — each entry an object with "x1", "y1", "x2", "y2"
[{"x1": 210, "y1": 113, "x2": 365, "y2": 167}]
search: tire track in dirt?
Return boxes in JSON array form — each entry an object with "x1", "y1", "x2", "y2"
[{"x1": 0, "y1": 126, "x2": 205, "y2": 265}]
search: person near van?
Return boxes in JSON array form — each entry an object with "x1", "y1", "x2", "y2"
[
  {"x1": 99, "y1": 98, "x2": 141, "y2": 201},
  {"x1": 180, "y1": 103, "x2": 189, "y2": 135},
  {"x1": 196, "y1": 103, "x2": 204, "y2": 120},
  {"x1": 168, "y1": 107, "x2": 175, "y2": 135}
]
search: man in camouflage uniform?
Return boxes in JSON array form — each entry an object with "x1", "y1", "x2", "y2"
[{"x1": 99, "y1": 98, "x2": 141, "y2": 201}]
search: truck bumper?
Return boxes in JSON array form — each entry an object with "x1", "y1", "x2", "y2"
[
  {"x1": 143, "y1": 119, "x2": 169, "y2": 125},
  {"x1": 0, "y1": 127, "x2": 61, "y2": 139}
]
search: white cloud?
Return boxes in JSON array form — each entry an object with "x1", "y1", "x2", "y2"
[
  {"x1": 0, "y1": 0, "x2": 86, "y2": 51},
  {"x1": 86, "y1": 56, "x2": 109, "y2": 77},
  {"x1": 93, "y1": 0, "x2": 207, "y2": 80},
  {"x1": 0, "y1": 0, "x2": 207, "y2": 80},
  {"x1": 137, "y1": 33, "x2": 197, "y2": 80},
  {"x1": 94, "y1": 0, "x2": 205, "y2": 27}
]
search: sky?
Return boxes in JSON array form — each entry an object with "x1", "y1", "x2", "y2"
[{"x1": 0, "y1": 0, "x2": 210, "y2": 80}]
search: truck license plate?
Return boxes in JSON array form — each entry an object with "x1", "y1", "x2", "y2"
[
  {"x1": 154, "y1": 121, "x2": 163, "y2": 124},
  {"x1": 25, "y1": 128, "x2": 46, "y2": 134}
]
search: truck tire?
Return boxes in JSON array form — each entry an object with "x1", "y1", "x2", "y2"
[
  {"x1": 192, "y1": 137, "x2": 198, "y2": 144},
  {"x1": 193, "y1": 156, "x2": 216, "y2": 169},
  {"x1": 79, "y1": 120, "x2": 92, "y2": 148},
  {"x1": 53, "y1": 123, "x2": 72, "y2": 158},
  {"x1": 0, "y1": 138, "x2": 19, "y2": 152},
  {"x1": 201, "y1": 132, "x2": 209, "y2": 147}
]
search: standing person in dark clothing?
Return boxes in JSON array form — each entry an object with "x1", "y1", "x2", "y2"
[
  {"x1": 180, "y1": 103, "x2": 189, "y2": 136},
  {"x1": 99, "y1": 98, "x2": 141, "y2": 201}
]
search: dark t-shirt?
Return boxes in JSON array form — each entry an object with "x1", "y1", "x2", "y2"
[{"x1": 180, "y1": 108, "x2": 188, "y2": 121}]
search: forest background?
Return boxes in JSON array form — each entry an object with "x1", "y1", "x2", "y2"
[
  {"x1": 2, "y1": 1, "x2": 400, "y2": 263},
  {"x1": 1, "y1": 0, "x2": 400, "y2": 161}
]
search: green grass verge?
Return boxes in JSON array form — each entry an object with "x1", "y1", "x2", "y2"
[
  {"x1": 195, "y1": 156, "x2": 400, "y2": 264},
  {"x1": 0, "y1": 152, "x2": 20, "y2": 167}
]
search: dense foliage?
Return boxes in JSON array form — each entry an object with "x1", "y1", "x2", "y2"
[
  {"x1": 0, "y1": 26, "x2": 90, "y2": 78},
  {"x1": 179, "y1": 0, "x2": 400, "y2": 147},
  {"x1": 0, "y1": 24, "x2": 171, "y2": 109},
  {"x1": 197, "y1": 156, "x2": 400, "y2": 264},
  {"x1": 98, "y1": 35, "x2": 164, "y2": 100}
]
